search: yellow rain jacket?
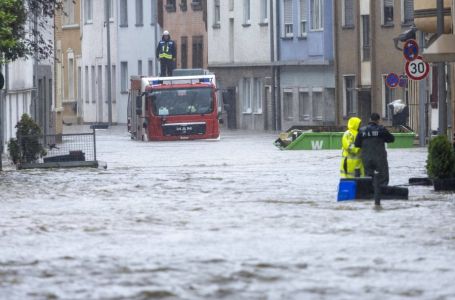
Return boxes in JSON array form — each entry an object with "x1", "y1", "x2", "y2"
[{"x1": 340, "y1": 117, "x2": 364, "y2": 178}]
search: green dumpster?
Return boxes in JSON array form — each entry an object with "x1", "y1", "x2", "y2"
[{"x1": 278, "y1": 131, "x2": 416, "y2": 150}]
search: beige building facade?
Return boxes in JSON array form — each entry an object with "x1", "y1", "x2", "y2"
[
  {"x1": 55, "y1": 0, "x2": 82, "y2": 131},
  {"x1": 160, "y1": 0, "x2": 208, "y2": 70},
  {"x1": 335, "y1": 0, "x2": 418, "y2": 127}
]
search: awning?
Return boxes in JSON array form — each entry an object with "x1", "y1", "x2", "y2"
[{"x1": 422, "y1": 34, "x2": 455, "y2": 62}]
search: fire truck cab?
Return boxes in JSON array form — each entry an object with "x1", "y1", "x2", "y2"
[{"x1": 128, "y1": 72, "x2": 220, "y2": 141}]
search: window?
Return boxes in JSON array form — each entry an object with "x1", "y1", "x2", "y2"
[
  {"x1": 310, "y1": 0, "x2": 323, "y2": 30},
  {"x1": 192, "y1": 36, "x2": 203, "y2": 68},
  {"x1": 121, "y1": 62, "x2": 128, "y2": 92},
  {"x1": 312, "y1": 89, "x2": 323, "y2": 120},
  {"x1": 120, "y1": 0, "x2": 128, "y2": 26},
  {"x1": 138, "y1": 60, "x2": 142, "y2": 76},
  {"x1": 299, "y1": 0, "x2": 307, "y2": 37},
  {"x1": 151, "y1": 0, "x2": 157, "y2": 24},
  {"x1": 77, "y1": 66, "x2": 82, "y2": 102},
  {"x1": 85, "y1": 66, "x2": 89, "y2": 103},
  {"x1": 383, "y1": 75, "x2": 394, "y2": 119},
  {"x1": 68, "y1": 58, "x2": 74, "y2": 99},
  {"x1": 343, "y1": 0, "x2": 354, "y2": 27},
  {"x1": 382, "y1": 0, "x2": 394, "y2": 25},
  {"x1": 229, "y1": 0, "x2": 234, "y2": 11},
  {"x1": 180, "y1": 0, "x2": 187, "y2": 11},
  {"x1": 299, "y1": 89, "x2": 311, "y2": 121},
  {"x1": 344, "y1": 76, "x2": 356, "y2": 116},
  {"x1": 148, "y1": 60, "x2": 154, "y2": 76},
  {"x1": 283, "y1": 90, "x2": 294, "y2": 120},
  {"x1": 191, "y1": 0, "x2": 202, "y2": 11},
  {"x1": 260, "y1": 0, "x2": 268, "y2": 24},
  {"x1": 361, "y1": 15, "x2": 370, "y2": 61},
  {"x1": 283, "y1": 0, "x2": 293, "y2": 37},
  {"x1": 91, "y1": 66, "x2": 96, "y2": 103},
  {"x1": 243, "y1": 0, "x2": 251, "y2": 24},
  {"x1": 97, "y1": 65, "x2": 103, "y2": 107},
  {"x1": 105, "y1": 65, "x2": 109, "y2": 102},
  {"x1": 253, "y1": 78, "x2": 262, "y2": 113},
  {"x1": 243, "y1": 78, "x2": 252, "y2": 113},
  {"x1": 166, "y1": 0, "x2": 176, "y2": 12},
  {"x1": 108, "y1": 0, "x2": 114, "y2": 19},
  {"x1": 402, "y1": 0, "x2": 414, "y2": 25},
  {"x1": 214, "y1": 0, "x2": 221, "y2": 27},
  {"x1": 84, "y1": 0, "x2": 93, "y2": 23},
  {"x1": 181, "y1": 37, "x2": 188, "y2": 69},
  {"x1": 111, "y1": 65, "x2": 116, "y2": 102},
  {"x1": 63, "y1": 0, "x2": 75, "y2": 25},
  {"x1": 136, "y1": 0, "x2": 143, "y2": 26}
]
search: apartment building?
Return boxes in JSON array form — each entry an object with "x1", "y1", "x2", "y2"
[
  {"x1": 208, "y1": 0, "x2": 275, "y2": 130},
  {"x1": 55, "y1": 0, "x2": 82, "y2": 130},
  {"x1": 161, "y1": 0, "x2": 207, "y2": 70},
  {"x1": 1, "y1": 12, "x2": 54, "y2": 153},
  {"x1": 278, "y1": 0, "x2": 336, "y2": 130},
  {"x1": 334, "y1": 0, "x2": 416, "y2": 125},
  {"x1": 80, "y1": 0, "x2": 158, "y2": 124}
]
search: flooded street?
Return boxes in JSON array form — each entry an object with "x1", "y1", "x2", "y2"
[{"x1": 1, "y1": 126, "x2": 455, "y2": 300}]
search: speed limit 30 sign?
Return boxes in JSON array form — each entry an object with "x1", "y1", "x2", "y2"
[{"x1": 405, "y1": 56, "x2": 430, "y2": 80}]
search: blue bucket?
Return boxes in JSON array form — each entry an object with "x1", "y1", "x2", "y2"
[{"x1": 337, "y1": 180, "x2": 357, "y2": 201}]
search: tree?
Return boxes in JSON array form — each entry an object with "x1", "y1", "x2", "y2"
[
  {"x1": 7, "y1": 113, "x2": 46, "y2": 164},
  {"x1": 0, "y1": 0, "x2": 63, "y2": 63}
]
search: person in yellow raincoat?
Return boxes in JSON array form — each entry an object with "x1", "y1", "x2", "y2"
[{"x1": 340, "y1": 117, "x2": 364, "y2": 178}]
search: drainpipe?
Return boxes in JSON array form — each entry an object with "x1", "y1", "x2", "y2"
[
  {"x1": 437, "y1": 0, "x2": 447, "y2": 136},
  {"x1": 333, "y1": 0, "x2": 340, "y2": 125},
  {"x1": 418, "y1": 31, "x2": 427, "y2": 146},
  {"x1": 275, "y1": 0, "x2": 281, "y2": 131},
  {"x1": 270, "y1": 0, "x2": 275, "y2": 131},
  {"x1": 106, "y1": 0, "x2": 112, "y2": 125}
]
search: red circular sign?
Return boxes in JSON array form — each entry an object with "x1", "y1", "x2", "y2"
[{"x1": 405, "y1": 56, "x2": 430, "y2": 80}]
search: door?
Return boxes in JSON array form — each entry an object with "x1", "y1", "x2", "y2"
[{"x1": 222, "y1": 88, "x2": 237, "y2": 129}]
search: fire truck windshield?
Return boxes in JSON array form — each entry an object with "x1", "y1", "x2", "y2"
[{"x1": 149, "y1": 87, "x2": 213, "y2": 116}]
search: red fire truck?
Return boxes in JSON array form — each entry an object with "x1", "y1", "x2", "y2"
[{"x1": 128, "y1": 72, "x2": 220, "y2": 141}]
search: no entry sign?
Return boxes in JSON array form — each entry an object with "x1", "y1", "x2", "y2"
[{"x1": 405, "y1": 56, "x2": 430, "y2": 80}]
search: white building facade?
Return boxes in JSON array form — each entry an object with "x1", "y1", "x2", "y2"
[
  {"x1": 1, "y1": 14, "x2": 54, "y2": 154},
  {"x1": 208, "y1": 0, "x2": 277, "y2": 130},
  {"x1": 80, "y1": 0, "x2": 159, "y2": 124}
]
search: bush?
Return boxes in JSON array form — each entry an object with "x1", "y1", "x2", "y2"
[
  {"x1": 7, "y1": 114, "x2": 46, "y2": 164},
  {"x1": 426, "y1": 135, "x2": 455, "y2": 179}
]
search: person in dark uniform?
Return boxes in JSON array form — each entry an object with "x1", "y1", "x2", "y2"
[
  {"x1": 354, "y1": 113, "x2": 395, "y2": 186},
  {"x1": 156, "y1": 30, "x2": 176, "y2": 77}
]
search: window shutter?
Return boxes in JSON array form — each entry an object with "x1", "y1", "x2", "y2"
[
  {"x1": 284, "y1": 0, "x2": 292, "y2": 24},
  {"x1": 300, "y1": 0, "x2": 307, "y2": 21},
  {"x1": 384, "y1": 0, "x2": 393, "y2": 7},
  {"x1": 344, "y1": 0, "x2": 353, "y2": 26},
  {"x1": 404, "y1": 0, "x2": 414, "y2": 22}
]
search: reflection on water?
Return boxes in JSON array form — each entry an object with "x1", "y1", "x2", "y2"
[{"x1": 1, "y1": 127, "x2": 454, "y2": 299}]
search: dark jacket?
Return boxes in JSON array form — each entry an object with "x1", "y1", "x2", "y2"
[
  {"x1": 156, "y1": 35, "x2": 176, "y2": 61},
  {"x1": 354, "y1": 121, "x2": 395, "y2": 160}
]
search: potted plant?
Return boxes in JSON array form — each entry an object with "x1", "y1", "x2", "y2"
[
  {"x1": 7, "y1": 114, "x2": 46, "y2": 166},
  {"x1": 426, "y1": 135, "x2": 455, "y2": 191}
]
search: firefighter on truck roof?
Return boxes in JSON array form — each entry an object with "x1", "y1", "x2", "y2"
[{"x1": 156, "y1": 30, "x2": 176, "y2": 77}]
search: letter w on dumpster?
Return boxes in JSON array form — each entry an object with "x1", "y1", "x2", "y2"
[{"x1": 311, "y1": 140, "x2": 324, "y2": 150}]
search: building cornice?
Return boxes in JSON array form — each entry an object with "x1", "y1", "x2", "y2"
[{"x1": 208, "y1": 60, "x2": 332, "y2": 68}]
